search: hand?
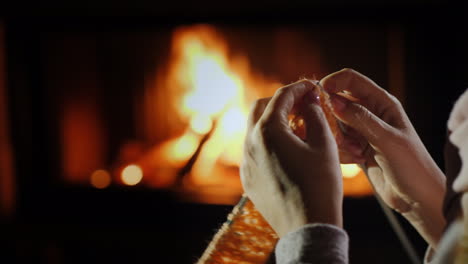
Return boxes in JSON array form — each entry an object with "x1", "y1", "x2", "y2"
[
  {"x1": 450, "y1": 89, "x2": 468, "y2": 231},
  {"x1": 321, "y1": 68, "x2": 446, "y2": 247},
  {"x1": 240, "y1": 80, "x2": 343, "y2": 237}
]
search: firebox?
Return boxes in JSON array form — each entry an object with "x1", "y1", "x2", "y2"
[
  {"x1": 4, "y1": 7, "x2": 466, "y2": 263},
  {"x1": 10, "y1": 21, "x2": 398, "y2": 205}
]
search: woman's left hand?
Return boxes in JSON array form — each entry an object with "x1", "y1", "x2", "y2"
[{"x1": 240, "y1": 80, "x2": 344, "y2": 237}]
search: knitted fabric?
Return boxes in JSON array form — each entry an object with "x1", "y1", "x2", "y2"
[{"x1": 197, "y1": 196, "x2": 278, "y2": 264}]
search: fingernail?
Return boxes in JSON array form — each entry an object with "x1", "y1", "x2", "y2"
[
  {"x1": 330, "y1": 94, "x2": 347, "y2": 112},
  {"x1": 304, "y1": 86, "x2": 320, "y2": 105}
]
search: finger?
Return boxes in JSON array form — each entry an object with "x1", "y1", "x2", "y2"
[
  {"x1": 320, "y1": 68, "x2": 398, "y2": 118},
  {"x1": 247, "y1": 97, "x2": 272, "y2": 134},
  {"x1": 338, "y1": 123, "x2": 368, "y2": 156},
  {"x1": 320, "y1": 68, "x2": 390, "y2": 102},
  {"x1": 329, "y1": 93, "x2": 394, "y2": 145},
  {"x1": 339, "y1": 149, "x2": 366, "y2": 164},
  {"x1": 337, "y1": 126, "x2": 367, "y2": 163},
  {"x1": 339, "y1": 123, "x2": 362, "y2": 139},
  {"x1": 339, "y1": 136, "x2": 365, "y2": 157},
  {"x1": 300, "y1": 99, "x2": 336, "y2": 150},
  {"x1": 259, "y1": 80, "x2": 317, "y2": 131}
]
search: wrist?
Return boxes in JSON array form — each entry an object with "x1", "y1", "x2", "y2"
[
  {"x1": 277, "y1": 203, "x2": 343, "y2": 237},
  {"x1": 304, "y1": 203, "x2": 343, "y2": 229},
  {"x1": 400, "y1": 189, "x2": 446, "y2": 248}
]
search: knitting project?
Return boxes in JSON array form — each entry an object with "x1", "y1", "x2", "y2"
[{"x1": 197, "y1": 196, "x2": 278, "y2": 264}]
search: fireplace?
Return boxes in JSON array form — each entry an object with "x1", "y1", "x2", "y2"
[
  {"x1": 2, "y1": 5, "x2": 467, "y2": 263},
  {"x1": 10, "y1": 21, "x2": 392, "y2": 205}
]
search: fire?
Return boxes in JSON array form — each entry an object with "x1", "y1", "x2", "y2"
[
  {"x1": 163, "y1": 132, "x2": 200, "y2": 165},
  {"x1": 151, "y1": 24, "x2": 372, "y2": 198},
  {"x1": 163, "y1": 25, "x2": 278, "y2": 187}
]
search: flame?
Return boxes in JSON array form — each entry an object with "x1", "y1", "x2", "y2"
[
  {"x1": 162, "y1": 132, "x2": 200, "y2": 165},
  {"x1": 157, "y1": 24, "x2": 372, "y2": 197},
  {"x1": 190, "y1": 114, "x2": 212, "y2": 135},
  {"x1": 164, "y1": 25, "x2": 278, "y2": 186}
]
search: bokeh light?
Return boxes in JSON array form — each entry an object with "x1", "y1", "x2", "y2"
[
  {"x1": 121, "y1": 164, "x2": 143, "y2": 186},
  {"x1": 341, "y1": 164, "x2": 361, "y2": 178},
  {"x1": 90, "y1": 169, "x2": 111, "y2": 189}
]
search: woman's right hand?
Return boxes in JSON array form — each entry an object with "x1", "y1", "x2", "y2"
[{"x1": 321, "y1": 69, "x2": 446, "y2": 248}]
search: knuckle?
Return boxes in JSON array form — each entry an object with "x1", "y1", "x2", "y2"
[
  {"x1": 342, "y1": 68, "x2": 356, "y2": 76},
  {"x1": 258, "y1": 97, "x2": 270, "y2": 104},
  {"x1": 391, "y1": 131, "x2": 413, "y2": 150},
  {"x1": 254, "y1": 97, "x2": 269, "y2": 108},
  {"x1": 352, "y1": 104, "x2": 371, "y2": 123},
  {"x1": 275, "y1": 86, "x2": 290, "y2": 97},
  {"x1": 382, "y1": 92, "x2": 405, "y2": 116},
  {"x1": 392, "y1": 97, "x2": 404, "y2": 111},
  {"x1": 251, "y1": 99, "x2": 262, "y2": 110},
  {"x1": 387, "y1": 93, "x2": 402, "y2": 106},
  {"x1": 250, "y1": 99, "x2": 263, "y2": 113}
]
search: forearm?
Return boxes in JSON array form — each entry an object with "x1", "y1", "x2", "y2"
[
  {"x1": 401, "y1": 176, "x2": 446, "y2": 249},
  {"x1": 401, "y1": 151, "x2": 447, "y2": 249},
  {"x1": 362, "y1": 159, "x2": 446, "y2": 249}
]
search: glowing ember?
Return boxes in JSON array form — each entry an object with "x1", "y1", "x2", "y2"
[
  {"x1": 121, "y1": 165, "x2": 143, "y2": 186},
  {"x1": 90, "y1": 169, "x2": 111, "y2": 189}
]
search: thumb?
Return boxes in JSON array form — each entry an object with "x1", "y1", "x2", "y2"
[
  {"x1": 301, "y1": 100, "x2": 336, "y2": 149},
  {"x1": 329, "y1": 93, "x2": 393, "y2": 145}
]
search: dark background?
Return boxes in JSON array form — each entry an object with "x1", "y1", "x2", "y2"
[{"x1": 1, "y1": 1, "x2": 468, "y2": 263}]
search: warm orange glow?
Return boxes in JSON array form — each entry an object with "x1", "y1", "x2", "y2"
[
  {"x1": 163, "y1": 25, "x2": 280, "y2": 188},
  {"x1": 61, "y1": 102, "x2": 106, "y2": 183},
  {"x1": 341, "y1": 164, "x2": 361, "y2": 178},
  {"x1": 121, "y1": 165, "x2": 143, "y2": 186},
  {"x1": 162, "y1": 132, "x2": 200, "y2": 165},
  {"x1": 343, "y1": 169, "x2": 373, "y2": 197},
  {"x1": 190, "y1": 115, "x2": 212, "y2": 134},
  {"x1": 152, "y1": 24, "x2": 373, "y2": 198},
  {"x1": 90, "y1": 169, "x2": 111, "y2": 189}
]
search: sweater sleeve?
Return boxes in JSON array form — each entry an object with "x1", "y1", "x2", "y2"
[
  {"x1": 275, "y1": 223, "x2": 349, "y2": 264},
  {"x1": 424, "y1": 221, "x2": 463, "y2": 264}
]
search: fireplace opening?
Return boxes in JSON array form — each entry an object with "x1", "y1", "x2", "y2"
[
  {"x1": 6, "y1": 10, "x2": 466, "y2": 263},
  {"x1": 37, "y1": 23, "x2": 392, "y2": 205}
]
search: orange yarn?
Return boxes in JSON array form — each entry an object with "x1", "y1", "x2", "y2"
[{"x1": 289, "y1": 81, "x2": 343, "y2": 142}]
